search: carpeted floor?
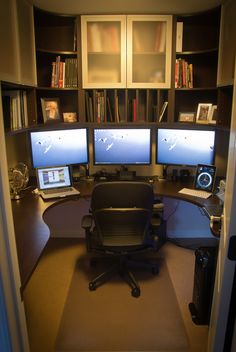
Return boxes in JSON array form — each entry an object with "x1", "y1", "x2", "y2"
[
  {"x1": 56, "y1": 257, "x2": 189, "y2": 351},
  {"x1": 23, "y1": 239, "x2": 209, "y2": 352}
]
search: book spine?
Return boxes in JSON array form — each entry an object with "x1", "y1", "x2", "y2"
[
  {"x1": 51, "y1": 62, "x2": 56, "y2": 88},
  {"x1": 58, "y1": 61, "x2": 64, "y2": 88},
  {"x1": 176, "y1": 22, "x2": 183, "y2": 52}
]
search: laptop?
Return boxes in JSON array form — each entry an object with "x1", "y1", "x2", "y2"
[{"x1": 36, "y1": 165, "x2": 80, "y2": 200}]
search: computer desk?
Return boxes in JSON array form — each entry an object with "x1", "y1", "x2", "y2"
[{"x1": 11, "y1": 179, "x2": 221, "y2": 292}]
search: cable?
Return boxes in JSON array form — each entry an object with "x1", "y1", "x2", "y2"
[{"x1": 164, "y1": 200, "x2": 180, "y2": 221}]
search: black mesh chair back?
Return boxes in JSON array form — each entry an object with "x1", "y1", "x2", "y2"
[{"x1": 90, "y1": 181, "x2": 154, "y2": 247}]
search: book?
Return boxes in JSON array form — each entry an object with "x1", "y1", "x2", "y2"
[
  {"x1": 132, "y1": 98, "x2": 137, "y2": 122},
  {"x1": 2, "y1": 90, "x2": 28, "y2": 129},
  {"x1": 115, "y1": 95, "x2": 120, "y2": 122},
  {"x1": 158, "y1": 101, "x2": 168, "y2": 122},
  {"x1": 85, "y1": 91, "x2": 90, "y2": 122},
  {"x1": 106, "y1": 96, "x2": 113, "y2": 122},
  {"x1": 176, "y1": 22, "x2": 183, "y2": 52}
]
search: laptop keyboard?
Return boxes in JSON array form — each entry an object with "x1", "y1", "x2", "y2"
[
  {"x1": 43, "y1": 187, "x2": 73, "y2": 194},
  {"x1": 178, "y1": 188, "x2": 211, "y2": 199}
]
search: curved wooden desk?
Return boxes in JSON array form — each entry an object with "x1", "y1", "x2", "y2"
[{"x1": 11, "y1": 179, "x2": 220, "y2": 290}]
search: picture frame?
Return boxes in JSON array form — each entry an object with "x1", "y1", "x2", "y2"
[
  {"x1": 63, "y1": 112, "x2": 77, "y2": 123},
  {"x1": 41, "y1": 98, "x2": 61, "y2": 123},
  {"x1": 208, "y1": 105, "x2": 217, "y2": 124},
  {"x1": 196, "y1": 103, "x2": 212, "y2": 124},
  {"x1": 178, "y1": 112, "x2": 195, "y2": 123}
]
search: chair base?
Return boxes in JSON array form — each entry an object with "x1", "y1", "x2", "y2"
[{"x1": 88, "y1": 256, "x2": 159, "y2": 298}]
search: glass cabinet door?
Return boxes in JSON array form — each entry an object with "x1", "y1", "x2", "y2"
[
  {"x1": 127, "y1": 15, "x2": 172, "y2": 88},
  {"x1": 81, "y1": 15, "x2": 126, "y2": 88}
]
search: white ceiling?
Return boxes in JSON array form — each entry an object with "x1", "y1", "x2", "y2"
[{"x1": 28, "y1": 0, "x2": 223, "y2": 15}]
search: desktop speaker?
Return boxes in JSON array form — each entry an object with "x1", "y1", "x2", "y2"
[
  {"x1": 179, "y1": 169, "x2": 190, "y2": 182},
  {"x1": 189, "y1": 246, "x2": 218, "y2": 325}
]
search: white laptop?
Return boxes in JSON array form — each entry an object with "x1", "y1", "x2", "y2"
[{"x1": 36, "y1": 165, "x2": 80, "y2": 200}]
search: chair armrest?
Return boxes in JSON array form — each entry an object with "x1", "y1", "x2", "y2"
[
  {"x1": 153, "y1": 202, "x2": 164, "y2": 211},
  {"x1": 81, "y1": 215, "x2": 93, "y2": 230}
]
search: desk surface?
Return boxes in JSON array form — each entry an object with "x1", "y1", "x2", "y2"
[{"x1": 11, "y1": 179, "x2": 220, "y2": 290}]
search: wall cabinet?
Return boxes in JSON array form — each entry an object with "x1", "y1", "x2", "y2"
[
  {"x1": 81, "y1": 15, "x2": 127, "y2": 89},
  {"x1": 81, "y1": 15, "x2": 172, "y2": 89},
  {"x1": 127, "y1": 15, "x2": 172, "y2": 89}
]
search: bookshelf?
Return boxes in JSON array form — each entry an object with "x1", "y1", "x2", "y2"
[
  {"x1": 34, "y1": 9, "x2": 86, "y2": 124},
  {"x1": 1, "y1": 5, "x2": 233, "y2": 135},
  {"x1": 171, "y1": 8, "x2": 221, "y2": 125},
  {"x1": 1, "y1": 82, "x2": 37, "y2": 133}
]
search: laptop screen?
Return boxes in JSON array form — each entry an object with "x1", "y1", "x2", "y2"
[{"x1": 37, "y1": 166, "x2": 72, "y2": 190}]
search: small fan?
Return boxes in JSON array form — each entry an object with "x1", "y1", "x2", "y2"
[{"x1": 9, "y1": 163, "x2": 29, "y2": 200}]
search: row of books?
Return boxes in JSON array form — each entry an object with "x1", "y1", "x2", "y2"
[
  {"x1": 85, "y1": 92, "x2": 120, "y2": 123},
  {"x1": 87, "y1": 23, "x2": 120, "y2": 53},
  {"x1": 51, "y1": 56, "x2": 78, "y2": 88},
  {"x1": 175, "y1": 58, "x2": 193, "y2": 88},
  {"x1": 2, "y1": 90, "x2": 28, "y2": 130},
  {"x1": 85, "y1": 93, "x2": 168, "y2": 123}
]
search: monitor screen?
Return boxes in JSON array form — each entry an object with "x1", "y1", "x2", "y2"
[
  {"x1": 93, "y1": 128, "x2": 151, "y2": 165},
  {"x1": 156, "y1": 128, "x2": 215, "y2": 166},
  {"x1": 30, "y1": 128, "x2": 89, "y2": 168}
]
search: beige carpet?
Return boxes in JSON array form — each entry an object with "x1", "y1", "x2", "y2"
[{"x1": 56, "y1": 257, "x2": 189, "y2": 351}]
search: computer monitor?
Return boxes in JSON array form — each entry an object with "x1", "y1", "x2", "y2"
[
  {"x1": 156, "y1": 128, "x2": 215, "y2": 166},
  {"x1": 29, "y1": 128, "x2": 89, "y2": 168},
  {"x1": 93, "y1": 128, "x2": 151, "y2": 165}
]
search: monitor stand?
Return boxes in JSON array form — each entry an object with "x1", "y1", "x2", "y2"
[
  {"x1": 158, "y1": 165, "x2": 168, "y2": 181},
  {"x1": 118, "y1": 170, "x2": 136, "y2": 181},
  {"x1": 73, "y1": 164, "x2": 94, "y2": 182},
  {"x1": 118, "y1": 166, "x2": 136, "y2": 181}
]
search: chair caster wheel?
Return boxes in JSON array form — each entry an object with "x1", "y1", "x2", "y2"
[
  {"x1": 152, "y1": 266, "x2": 159, "y2": 275},
  {"x1": 89, "y1": 282, "x2": 96, "y2": 291},
  {"x1": 131, "y1": 287, "x2": 140, "y2": 298}
]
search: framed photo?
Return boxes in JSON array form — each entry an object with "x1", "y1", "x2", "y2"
[
  {"x1": 208, "y1": 105, "x2": 217, "y2": 124},
  {"x1": 178, "y1": 112, "x2": 195, "y2": 122},
  {"x1": 41, "y1": 98, "x2": 61, "y2": 123},
  {"x1": 63, "y1": 112, "x2": 77, "y2": 123},
  {"x1": 196, "y1": 103, "x2": 212, "y2": 124}
]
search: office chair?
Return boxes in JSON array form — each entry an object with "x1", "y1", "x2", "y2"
[{"x1": 81, "y1": 181, "x2": 165, "y2": 297}]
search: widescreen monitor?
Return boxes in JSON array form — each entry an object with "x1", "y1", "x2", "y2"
[
  {"x1": 156, "y1": 128, "x2": 215, "y2": 166},
  {"x1": 93, "y1": 128, "x2": 151, "y2": 165},
  {"x1": 30, "y1": 128, "x2": 89, "y2": 168}
]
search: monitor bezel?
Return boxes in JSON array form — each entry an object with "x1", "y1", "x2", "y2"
[
  {"x1": 93, "y1": 126, "x2": 152, "y2": 166},
  {"x1": 29, "y1": 126, "x2": 89, "y2": 169},
  {"x1": 155, "y1": 126, "x2": 216, "y2": 167}
]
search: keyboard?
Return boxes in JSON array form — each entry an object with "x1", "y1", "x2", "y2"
[
  {"x1": 43, "y1": 187, "x2": 73, "y2": 194},
  {"x1": 178, "y1": 188, "x2": 212, "y2": 199}
]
